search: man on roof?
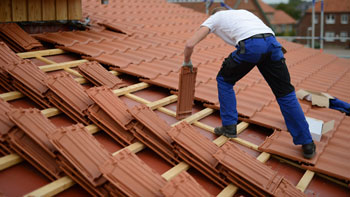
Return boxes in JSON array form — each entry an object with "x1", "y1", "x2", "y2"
[{"x1": 183, "y1": 7, "x2": 316, "y2": 159}]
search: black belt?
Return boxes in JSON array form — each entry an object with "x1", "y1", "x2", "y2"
[
  {"x1": 238, "y1": 33, "x2": 274, "y2": 54},
  {"x1": 249, "y1": 33, "x2": 274, "y2": 39}
]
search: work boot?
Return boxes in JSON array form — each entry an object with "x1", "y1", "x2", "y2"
[
  {"x1": 214, "y1": 124, "x2": 237, "y2": 138},
  {"x1": 302, "y1": 141, "x2": 316, "y2": 159}
]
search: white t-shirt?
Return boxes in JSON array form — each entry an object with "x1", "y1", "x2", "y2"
[{"x1": 201, "y1": 10, "x2": 274, "y2": 46}]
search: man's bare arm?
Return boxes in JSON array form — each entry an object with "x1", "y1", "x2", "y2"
[{"x1": 184, "y1": 26, "x2": 210, "y2": 63}]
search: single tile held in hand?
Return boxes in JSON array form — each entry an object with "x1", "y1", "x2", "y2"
[
  {"x1": 160, "y1": 171, "x2": 213, "y2": 197},
  {"x1": 176, "y1": 66, "x2": 197, "y2": 119},
  {"x1": 259, "y1": 130, "x2": 324, "y2": 165},
  {"x1": 214, "y1": 141, "x2": 284, "y2": 196},
  {"x1": 128, "y1": 104, "x2": 177, "y2": 164},
  {"x1": 78, "y1": 61, "x2": 125, "y2": 89},
  {"x1": 49, "y1": 124, "x2": 111, "y2": 186},
  {"x1": 100, "y1": 149, "x2": 167, "y2": 196},
  {"x1": 86, "y1": 86, "x2": 133, "y2": 129},
  {"x1": 8, "y1": 108, "x2": 57, "y2": 157}
]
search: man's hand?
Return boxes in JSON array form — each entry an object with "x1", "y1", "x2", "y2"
[{"x1": 183, "y1": 60, "x2": 193, "y2": 72}]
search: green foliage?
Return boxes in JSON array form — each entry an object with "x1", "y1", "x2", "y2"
[{"x1": 275, "y1": 0, "x2": 303, "y2": 20}]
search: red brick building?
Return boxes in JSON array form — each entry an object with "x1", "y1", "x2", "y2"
[{"x1": 297, "y1": 0, "x2": 350, "y2": 48}]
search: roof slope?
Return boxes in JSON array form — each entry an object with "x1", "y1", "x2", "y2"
[{"x1": 307, "y1": 0, "x2": 350, "y2": 13}]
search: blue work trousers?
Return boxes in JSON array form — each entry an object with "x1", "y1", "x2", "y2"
[{"x1": 216, "y1": 35, "x2": 313, "y2": 145}]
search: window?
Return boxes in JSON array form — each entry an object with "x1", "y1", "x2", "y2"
[
  {"x1": 341, "y1": 14, "x2": 348, "y2": 24},
  {"x1": 340, "y1": 32, "x2": 348, "y2": 42},
  {"x1": 313, "y1": 14, "x2": 318, "y2": 24},
  {"x1": 325, "y1": 32, "x2": 335, "y2": 42},
  {"x1": 326, "y1": 14, "x2": 335, "y2": 24}
]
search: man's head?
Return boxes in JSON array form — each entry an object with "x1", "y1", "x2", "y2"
[{"x1": 210, "y1": 7, "x2": 227, "y2": 15}]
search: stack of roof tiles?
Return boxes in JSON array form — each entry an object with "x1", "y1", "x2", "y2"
[
  {"x1": 86, "y1": 86, "x2": 135, "y2": 146},
  {"x1": 0, "y1": 23, "x2": 42, "y2": 52}
]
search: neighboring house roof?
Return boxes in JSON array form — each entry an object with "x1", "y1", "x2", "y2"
[
  {"x1": 258, "y1": 0, "x2": 275, "y2": 13},
  {"x1": 307, "y1": 0, "x2": 350, "y2": 13},
  {"x1": 271, "y1": 10, "x2": 297, "y2": 25},
  {"x1": 258, "y1": 0, "x2": 296, "y2": 25}
]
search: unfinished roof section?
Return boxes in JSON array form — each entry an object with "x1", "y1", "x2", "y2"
[
  {"x1": 168, "y1": 122, "x2": 225, "y2": 187},
  {"x1": 214, "y1": 141, "x2": 304, "y2": 197},
  {"x1": 78, "y1": 61, "x2": 125, "y2": 89},
  {"x1": 176, "y1": 66, "x2": 197, "y2": 119},
  {"x1": 0, "y1": 23, "x2": 42, "y2": 52},
  {"x1": 128, "y1": 104, "x2": 177, "y2": 165},
  {"x1": 100, "y1": 149, "x2": 167, "y2": 196},
  {"x1": 7, "y1": 59, "x2": 50, "y2": 108},
  {"x1": 46, "y1": 72, "x2": 94, "y2": 124},
  {"x1": 49, "y1": 124, "x2": 111, "y2": 187},
  {"x1": 160, "y1": 171, "x2": 212, "y2": 197}
]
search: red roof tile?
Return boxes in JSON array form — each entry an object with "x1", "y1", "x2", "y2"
[
  {"x1": 49, "y1": 124, "x2": 111, "y2": 187},
  {"x1": 307, "y1": 0, "x2": 350, "y2": 13},
  {"x1": 7, "y1": 60, "x2": 50, "y2": 108},
  {"x1": 259, "y1": 131, "x2": 325, "y2": 165},
  {"x1": 128, "y1": 104, "x2": 177, "y2": 164},
  {"x1": 0, "y1": 23, "x2": 42, "y2": 52},
  {"x1": 168, "y1": 122, "x2": 226, "y2": 187},
  {"x1": 0, "y1": 99, "x2": 14, "y2": 141},
  {"x1": 306, "y1": 116, "x2": 350, "y2": 181},
  {"x1": 176, "y1": 66, "x2": 197, "y2": 119},
  {"x1": 8, "y1": 128, "x2": 62, "y2": 181},
  {"x1": 86, "y1": 86, "x2": 133, "y2": 129},
  {"x1": 8, "y1": 108, "x2": 57, "y2": 157},
  {"x1": 270, "y1": 10, "x2": 296, "y2": 25},
  {"x1": 87, "y1": 104, "x2": 135, "y2": 146},
  {"x1": 160, "y1": 171, "x2": 212, "y2": 197},
  {"x1": 78, "y1": 61, "x2": 125, "y2": 89},
  {"x1": 100, "y1": 148, "x2": 167, "y2": 196},
  {"x1": 46, "y1": 72, "x2": 94, "y2": 124},
  {"x1": 214, "y1": 141, "x2": 304, "y2": 196}
]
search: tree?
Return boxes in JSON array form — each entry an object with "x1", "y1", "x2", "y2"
[{"x1": 275, "y1": 0, "x2": 303, "y2": 20}]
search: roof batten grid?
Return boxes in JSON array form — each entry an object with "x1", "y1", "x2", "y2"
[{"x1": 1, "y1": 18, "x2": 348, "y2": 195}]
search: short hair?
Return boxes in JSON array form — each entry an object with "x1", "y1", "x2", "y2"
[{"x1": 210, "y1": 7, "x2": 227, "y2": 15}]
